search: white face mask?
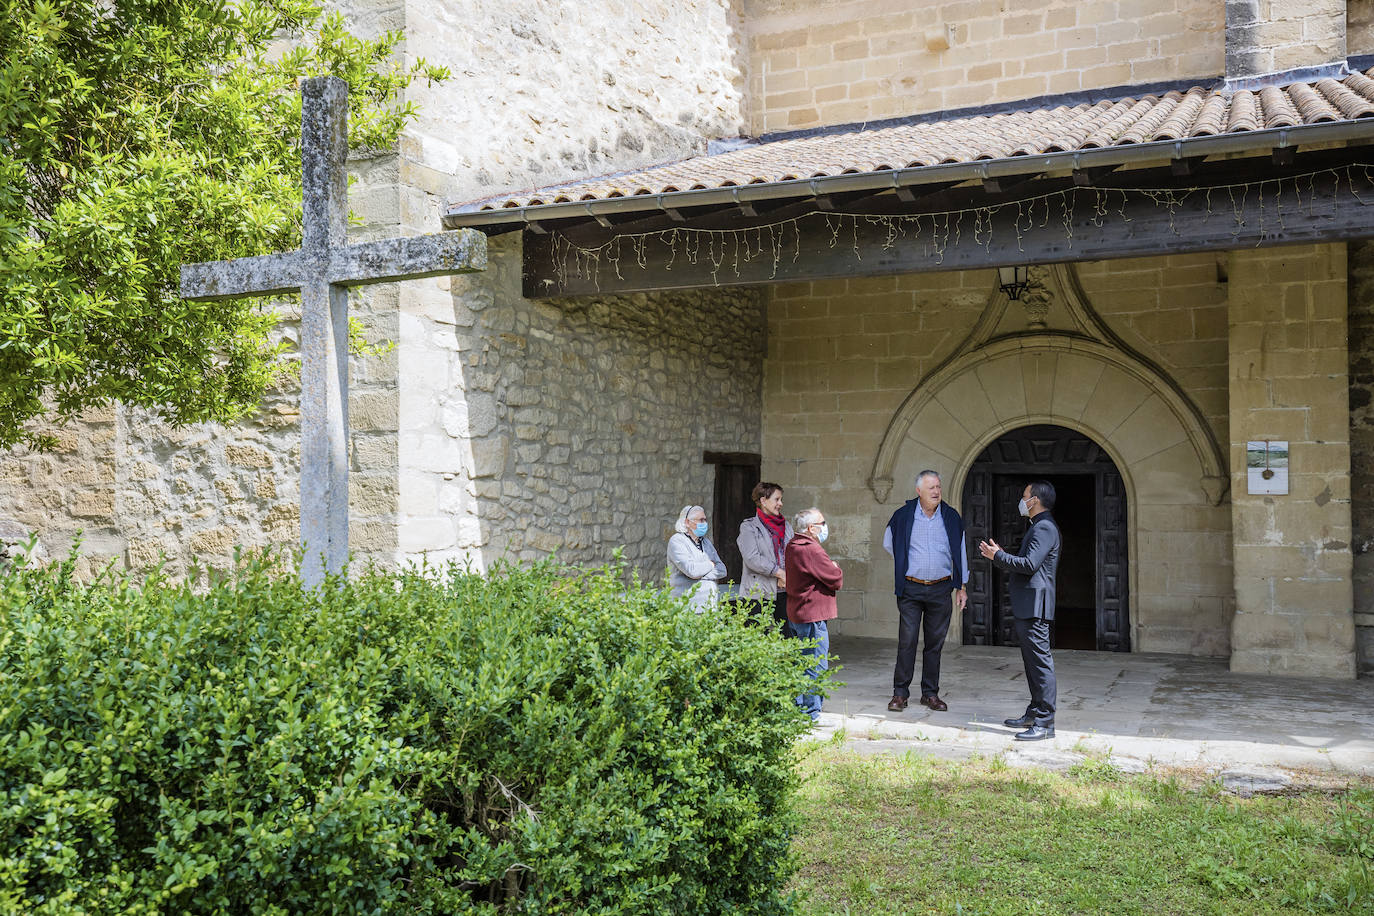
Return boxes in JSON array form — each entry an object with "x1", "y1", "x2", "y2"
[
  {"x1": 1018, "y1": 497, "x2": 1031, "y2": 518},
  {"x1": 815, "y1": 523, "x2": 829, "y2": 543}
]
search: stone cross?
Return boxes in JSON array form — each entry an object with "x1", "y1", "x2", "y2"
[{"x1": 181, "y1": 76, "x2": 486, "y2": 586}]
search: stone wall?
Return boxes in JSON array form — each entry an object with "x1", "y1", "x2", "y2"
[
  {"x1": 402, "y1": 0, "x2": 745, "y2": 214},
  {"x1": 399, "y1": 234, "x2": 763, "y2": 579},
  {"x1": 1228, "y1": 244, "x2": 1357, "y2": 678},
  {"x1": 759, "y1": 254, "x2": 1234, "y2": 655},
  {"x1": 0, "y1": 406, "x2": 120, "y2": 578},
  {"x1": 1078, "y1": 255, "x2": 1234, "y2": 654},
  {"x1": 1350, "y1": 240, "x2": 1374, "y2": 676},
  {"x1": 740, "y1": 0, "x2": 1224, "y2": 133},
  {"x1": 1078, "y1": 256, "x2": 1231, "y2": 446},
  {"x1": 1225, "y1": 0, "x2": 1346, "y2": 79},
  {"x1": 1352, "y1": 0, "x2": 1374, "y2": 56}
]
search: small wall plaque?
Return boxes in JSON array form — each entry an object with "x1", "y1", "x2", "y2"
[{"x1": 1246, "y1": 440, "x2": 1289, "y2": 495}]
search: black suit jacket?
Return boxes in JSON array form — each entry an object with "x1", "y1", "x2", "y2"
[{"x1": 991, "y1": 513, "x2": 1060, "y2": 620}]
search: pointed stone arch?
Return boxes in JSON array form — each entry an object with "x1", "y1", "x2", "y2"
[{"x1": 867, "y1": 264, "x2": 1228, "y2": 507}]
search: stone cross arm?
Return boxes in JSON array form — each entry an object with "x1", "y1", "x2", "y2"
[
  {"x1": 176, "y1": 76, "x2": 488, "y2": 587},
  {"x1": 180, "y1": 229, "x2": 486, "y2": 301}
]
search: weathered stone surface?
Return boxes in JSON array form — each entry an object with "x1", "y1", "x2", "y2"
[
  {"x1": 745, "y1": 0, "x2": 1222, "y2": 133},
  {"x1": 177, "y1": 77, "x2": 486, "y2": 586},
  {"x1": 1107, "y1": 755, "x2": 1149, "y2": 774},
  {"x1": 189, "y1": 526, "x2": 238, "y2": 553},
  {"x1": 397, "y1": 231, "x2": 764, "y2": 573},
  {"x1": 225, "y1": 444, "x2": 274, "y2": 469},
  {"x1": 1229, "y1": 246, "x2": 1357, "y2": 678},
  {"x1": 1220, "y1": 767, "x2": 1293, "y2": 797},
  {"x1": 1225, "y1": 0, "x2": 1344, "y2": 80}
]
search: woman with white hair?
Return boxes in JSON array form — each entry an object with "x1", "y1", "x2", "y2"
[{"x1": 667, "y1": 504, "x2": 727, "y2": 610}]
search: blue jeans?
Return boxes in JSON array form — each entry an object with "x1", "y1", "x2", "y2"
[{"x1": 786, "y1": 619, "x2": 829, "y2": 720}]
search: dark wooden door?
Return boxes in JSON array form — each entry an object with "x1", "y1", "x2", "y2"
[
  {"x1": 705, "y1": 451, "x2": 760, "y2": 587},
  {"x1": 1097, "y1": 469, "x2": 1130, "y2": 651},
  {"x1": 962, "y1": 470, "x2": 994, "y2": 644},
  {"x1": 959, "y1": 425, "x2": 1130, "y2": 652},
  {"x1": 993, "y1": 474, "x2": 1028, "y2": 647}
]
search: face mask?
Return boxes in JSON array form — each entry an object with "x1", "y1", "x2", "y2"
[
  {"x1": 1017, "y1": 498, "x2": 1030, "y2": 518},
  {"x1": 815, "y1": 523, "x2": 829, "y2": 543},
  {"x1": 693, "y1": 522, "x2": 708, "y2": 537}
]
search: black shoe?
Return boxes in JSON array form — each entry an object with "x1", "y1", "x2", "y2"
[
  {"x1": 1014, "y1": 725, "x2": 1055, "y2": 741},
  {"x1": 1003, "y1": 714, "x2": 1035, "y2": 728}
]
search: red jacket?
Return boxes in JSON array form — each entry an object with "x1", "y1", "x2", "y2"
[{"x1": 784, "y1": 533, "x2": 843, "y2": 623}]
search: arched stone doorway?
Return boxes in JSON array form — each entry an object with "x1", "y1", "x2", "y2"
[{"x1": 961, "y1": 424, "x2": 1130, "y2": 652}]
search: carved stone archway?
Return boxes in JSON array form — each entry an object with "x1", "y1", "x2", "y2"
[{"x1": 868, "y1": 264, "x2": 1228, "y2": 507}]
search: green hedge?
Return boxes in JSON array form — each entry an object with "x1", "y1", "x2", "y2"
[{"x1": 0, "y1": 553, "x2": 819, "y2": 914}]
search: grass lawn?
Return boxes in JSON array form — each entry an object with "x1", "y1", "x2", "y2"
[{"x1": 790, "y1": 742, "x2": 1373, "y2": 915}]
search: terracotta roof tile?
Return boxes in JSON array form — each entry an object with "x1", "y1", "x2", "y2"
[
  {"x1": 454, "y1": 69, "x2": 1374, "y2": 213},
  {"x1": 1259, "y1": 85, "x2": 1301, "y2": 128},
  {"x1": 1226, "y1": 90, "x2": 1260, "y2": 131}
]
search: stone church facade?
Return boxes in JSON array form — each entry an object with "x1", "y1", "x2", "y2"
[{"x1": 5, "y1": 0, "x2": 1374, "y2": 679}]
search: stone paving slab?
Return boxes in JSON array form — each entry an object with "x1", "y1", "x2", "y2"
[{"x1": 813, "y1": 636, "x2": 1374, "y2": 778}]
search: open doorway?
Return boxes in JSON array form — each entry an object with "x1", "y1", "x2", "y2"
[
  {"x1": 1028, "y1": 473, "x2": 1096, "y2": 649},
  {"x1": 961, "y1": 425, "x2": 1130, "y2": 652}
]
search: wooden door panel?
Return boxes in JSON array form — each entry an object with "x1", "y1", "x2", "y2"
[
  {"x1": 1097, "y1": 469, "x2": 1130, "y2": 651},
  {"x1": 994, "y1": 475, "x2": 1026, "y2": 648},
  {"x1": 962, "y1": 469, "x2": 993, "y2": 644}
]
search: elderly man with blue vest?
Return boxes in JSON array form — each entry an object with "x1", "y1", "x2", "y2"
[{"x1": 882, "y1": 469, "x2": 968, "y2": 713}]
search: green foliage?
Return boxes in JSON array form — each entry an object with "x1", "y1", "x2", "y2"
[
  {"x1": 1066, "y1": 755, "x2": 1124, "y2": 782},
  {"x1": 1328, "y1": 787, "x2": 1374, "y2": 861},
  {"x1": 0, "y1": 553, "x2": 816, "y2": 913},
  {"x1": 0, "y1": 0, "x2": 445, "y2": 448}
]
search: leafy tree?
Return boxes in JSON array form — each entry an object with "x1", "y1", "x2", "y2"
[{"x1": 0, "y1": 0, "x2": 445, "y2": 448}]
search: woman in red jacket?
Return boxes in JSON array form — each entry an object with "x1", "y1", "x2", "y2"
[{"x1": 784, "y1": 507, "x2": 842, "y2": 722}]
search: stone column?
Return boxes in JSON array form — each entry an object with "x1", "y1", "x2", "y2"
[
  {"x1": 1225, "y1": 0, "x2": 1346, "y2": 82},
  {"x1": 1349, "y1": 241, "x2": 1374, "y2": 676},
  {"x1": 1227, "y1": 245, "x2": 1357, "y2": 679}
]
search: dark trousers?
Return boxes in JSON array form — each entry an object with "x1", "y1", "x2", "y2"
[
  {"x1": 738, "y1": 594, "x2": 788, "y2": 631},
  {"x1": 892, "y1": 580, "x2": 953, "y2": 699},
  {"x1": 1013, "y1": 616, "x2": 1057, "y2": 725}
]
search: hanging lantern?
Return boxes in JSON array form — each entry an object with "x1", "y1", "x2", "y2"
[{"x1": 997, "y1": 265, "x2": 1031, "y2": 301}]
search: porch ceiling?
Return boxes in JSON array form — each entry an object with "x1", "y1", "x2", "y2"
[{"x1": 445, "y1": 70, "x2": 1374, "y2": 234}]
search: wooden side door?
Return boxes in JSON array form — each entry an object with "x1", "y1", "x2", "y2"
[{"x1": 706, "y1": 452, "x2": 761, "y2": 588}]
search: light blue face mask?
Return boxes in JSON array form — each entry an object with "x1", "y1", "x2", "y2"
[
  {"x1": 694, "y1": 521, "x2": 708, "y2": 537},
  {"x1": 815, "y1": 523, "x2": 829, "y2": 543}
]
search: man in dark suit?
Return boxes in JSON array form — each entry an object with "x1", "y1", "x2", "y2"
[{"x1": 977, "y1": 480, "x2": 1060, "y2": 741}]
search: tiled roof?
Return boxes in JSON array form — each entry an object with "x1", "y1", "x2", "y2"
[{"x1": 450, "y1": 71, "x2": 1374, "y2": 216}]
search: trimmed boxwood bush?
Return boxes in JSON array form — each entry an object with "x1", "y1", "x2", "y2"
[{"x1": 0, "y1": 553, "x2": 819, "y2": 914}]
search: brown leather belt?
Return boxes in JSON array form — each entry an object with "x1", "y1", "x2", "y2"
[{"x1": 905, "y1": 575, "x2": 951, "y2": 586}]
